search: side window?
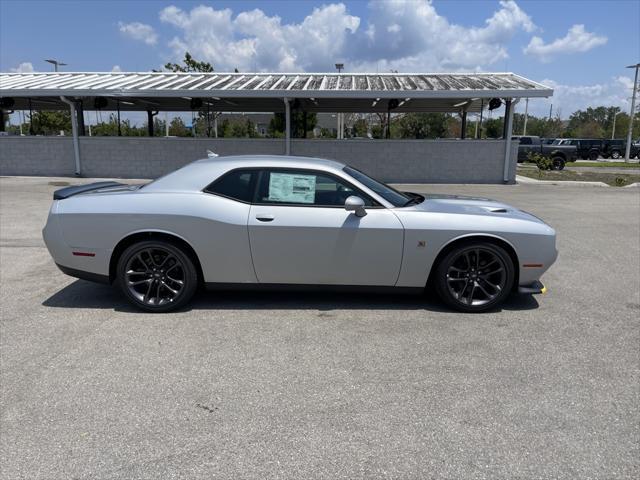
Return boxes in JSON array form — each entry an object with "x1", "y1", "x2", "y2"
[
  {"x1": 256, "y1": 170, "x2": 374, "y2": 207},
  {"x1": 204, "y1": 169, "x2": 258, "y2": 203},
  {"x1": 519, "y1": 137, "x2": 532, "y2": 145}
]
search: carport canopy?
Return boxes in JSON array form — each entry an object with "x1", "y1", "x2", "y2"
[
  {"x1": 0, "y1": 71, "x2": 553, "y2": 181},
  {"x1": 0, "y1": 71, "x2": 552, "y2": 113}
]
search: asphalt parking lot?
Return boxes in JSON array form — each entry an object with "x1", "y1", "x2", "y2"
[{"x1": 1, "y1": 176, "x2": 639, "y2": 479}]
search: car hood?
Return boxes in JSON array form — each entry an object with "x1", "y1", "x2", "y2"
[{"x1": 402, "y1": 193, "x2": 548, "y2": 224}]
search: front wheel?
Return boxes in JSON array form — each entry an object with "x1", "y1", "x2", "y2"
[
  {"x1": 589, "y1": 150, "x2": 599, "y2": 160},
  {"x1": 116, "y1": 240, "x2": 198, "y2": 312},
  {"x1": 611, "y1": 150, "x2": 621, "y2": 160},
  {"x1": 434, "y1": 242, "x2": 515, "y2": 313}
]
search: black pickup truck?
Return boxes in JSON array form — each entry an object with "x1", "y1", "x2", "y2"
[{"x1": 513, "y1": 135, "x2": 578, "y2": 170}]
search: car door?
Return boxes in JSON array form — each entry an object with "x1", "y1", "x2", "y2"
[{"x1": 247, "y1": 168, "x2": 404, "y2": 286}]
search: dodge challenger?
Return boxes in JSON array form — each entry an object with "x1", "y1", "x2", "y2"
[{"x1": 43, "y1": 155, "x2": 557, "y2": 313}]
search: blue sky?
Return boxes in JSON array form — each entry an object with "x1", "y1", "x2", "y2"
[{"x1": 1, "y1": 0, "x2": 638, "y2": 117}]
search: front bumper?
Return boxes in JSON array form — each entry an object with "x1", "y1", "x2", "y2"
[{"x1": 518, "y1": 280, "x2": 547, "y2": 295}]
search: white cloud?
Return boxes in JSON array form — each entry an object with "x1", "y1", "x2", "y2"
[
  {"x1": 118, "y1": 21, "x2": 158, "y2": 45},
  {"x1": 524, "y1": 24, "x2": 607, "y2": 62},
  {"x1": 155, "y1": 1, "x2": 534, "y2": 73},
  {"x1": 10, "y1": 62, "x2": 35, "y2": 73},
  {"x1": 159, "y1": 3, "x2": 359, "y2": 72},
  {"x1": 353, "y1": 0, "x2": 535, "y2": 71},
  {"x1": 111, "y1": 65, "x2": 122, "y2": 72},
  {"x1": 526, "y1": 76, "x2": 634, "y2": 117}
]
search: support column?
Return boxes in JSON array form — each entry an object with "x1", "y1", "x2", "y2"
[
  {"x1": 117, "y1": 100, "x2": 121, "y2": 136},
  {"x1": 502, "y1": 98, "x2": 519, "y2": 183},
  {"x1": 460, "y1": 110, "x2": 467, "y2": 139},
  {"x1": 0, "y1": 109, "x2": 5, "y2": 132},
  {"x1": 284, "y1": 98, "x2": 291, "y2": 155},
  {"x1": 303, "y1": 111, "x2": 307, "y2": 139},
  {"x1": 60, "y1": 96, "x2": 81, "y2": 176},
  {"x1": 75, "y1": 100, "x2": 85, "y2": 136},
  {"x1": 147, "y1": 110, "x2": 157, "y2": 137}
]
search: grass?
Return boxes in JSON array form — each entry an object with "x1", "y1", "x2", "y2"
[
  {"x1": 572, "y1": 161, "x2": 640, "y2": 168},
  {"x1": 517, "y1": 165, "x2": 640, "y2": 186}
]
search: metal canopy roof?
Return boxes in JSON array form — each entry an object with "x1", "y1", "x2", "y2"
[{"x1": 0, "y1": 72, "x2": 552, "y2": 113}]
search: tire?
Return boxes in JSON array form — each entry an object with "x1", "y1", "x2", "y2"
[
  {"x1": 611, "y1": 150, "x2": 621, "y2": 159},
  {"x1": 116, "y1": 240, "x2": 198, "y2": 312},
  {"x1": 434, "y1": 242, "x2": 515, "y2": 313},
  {"x1": 589, "y1": 150, "x2": 599, "y2": 160},
  {"x1": 552, "y1": 157, "x2": 565, "y2": 170}
]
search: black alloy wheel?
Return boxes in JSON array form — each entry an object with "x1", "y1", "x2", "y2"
[
  {"x1": 117, "y1": 240, "x2": 198, "y2": 312},
  {"x1": 435, "y1": 242, "x2": 514, "y2": 312}
]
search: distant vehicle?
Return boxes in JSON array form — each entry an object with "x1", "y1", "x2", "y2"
[
  {"x1": 513, "y1": 135, "x2": 578, "y2": 170},
  {"x1": 601, "y1": 139, "x2": 626, "y2": 160},
  {"x1": 559, "y1": 139, "x2": 604, "y2": 160},
  {"x1": 43, "y1": 155, "x2": 557, "y2": 313},
  {"x1": 630, "y1": 139, "x2": 640, "y2": 159}
]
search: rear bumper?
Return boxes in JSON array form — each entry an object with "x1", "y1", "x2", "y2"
[
  {"x1": 56, "y1": 263, "x2": 111, "y2": 285},
  {"x1": 518, "y1": 280, "x2": 546, "y2": 295}
]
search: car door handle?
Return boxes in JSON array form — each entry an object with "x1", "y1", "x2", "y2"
[{"x1": 255, "y1": 214, "x2": 275, "y2": 222}]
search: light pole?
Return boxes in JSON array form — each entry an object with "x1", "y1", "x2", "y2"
[
  {"x1": 44, "y1": 59, "x2": 67, "y2": 72},
  {"x1": 612, "y1": 110, "x2": 623, "y2": 139},
  {"x1": 624, "y1": 63, "x2": 639, "y2": 162}
]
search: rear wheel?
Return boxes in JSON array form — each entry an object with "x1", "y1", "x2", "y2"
[
  {"x1": 116, "y1": 240, "x2": 198, "y2": 312},
  {"x1": 435, "y1": 242, "x2": 515, "y2": 313},
  {"x1": 589, "y1": 150, "x2": 599, "y2": 160},
  {"x1": 611, "y1": 150, "x2": 621, "y2": 159},
  {"x1": 552, "y1": 157, "x2": 565, "y2": 170}
]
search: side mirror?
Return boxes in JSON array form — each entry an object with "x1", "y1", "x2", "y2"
[{"x1": 345, "y1": 195, "x2": 367, "y2": 217}]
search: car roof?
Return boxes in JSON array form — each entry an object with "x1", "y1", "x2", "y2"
[{"x1": 144, "y1": 155, "x2": 348, "y2": 192}]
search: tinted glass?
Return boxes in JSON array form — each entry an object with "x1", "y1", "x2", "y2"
[
  {"x1": 205, "y1": 169, "x2": 258, "y2": 202},
  {"x1": 256, "y1": 169, "x2": 374, "y2": 207},
  {"x1": 343, "y1": 166, "x2": 410, "y2": 207}
]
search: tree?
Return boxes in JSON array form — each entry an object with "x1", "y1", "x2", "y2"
[
  {"x1": 168, "y1": 117, "x2": 190, "y2": 136},
  {"x1": 28, "y1": 110, "x2": 71, "y2": 135},
  {"x1": 163, "y1": 52, "x2": 213, "y2": 73},
  {"x1": 268, "y1": 112, "x2": 317, "y2": 138},
  {"x1": 395, "y1": 113, "x2": 448, "y2": 139},
  {"x1": 163, "y1": 52, "x2": 221, "y2": 136}
]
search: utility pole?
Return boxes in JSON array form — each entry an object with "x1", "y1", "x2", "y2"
[
  {"x1": 624, "y1": 63, "x2": 639, "y2": 162},
  {"x1": 549, "y1": 103, "x2": 553, "y2": 121},
  {"x1": 523, "y1": 98, "x2": 529, "y2": 135}
]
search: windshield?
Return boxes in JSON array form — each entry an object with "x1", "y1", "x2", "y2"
[{"x1": 343, "y1": 166, "x2": 410, "y2": 207}]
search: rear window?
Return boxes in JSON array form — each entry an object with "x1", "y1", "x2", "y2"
[{"x1": 204, "y1": 169, "x2": 258, "y2": 203}]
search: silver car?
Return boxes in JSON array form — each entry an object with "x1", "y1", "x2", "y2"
[{"x1": 43, "y1": 155, "x2": 557, "y2": 313}]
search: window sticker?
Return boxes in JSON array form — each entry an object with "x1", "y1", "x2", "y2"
[{"x1": 268, "y1": 173, "x2": 316, "y2": 204}]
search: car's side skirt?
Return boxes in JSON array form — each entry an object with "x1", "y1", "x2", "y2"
[{"x1": 205, "y1": 282, "x2": 424, "y2": 295}]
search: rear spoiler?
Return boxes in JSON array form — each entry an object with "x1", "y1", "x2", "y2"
[{"x1": 53, "y1": 181, "x2": 125, "y2": 200}]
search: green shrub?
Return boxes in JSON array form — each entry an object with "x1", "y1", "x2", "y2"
[{"x1": 527, "y1": 152, "x2": 553, "y2": 171}]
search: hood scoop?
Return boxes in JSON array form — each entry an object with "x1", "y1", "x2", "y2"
[{"x1": 483, "y1": 207, "x2": 509, "y2": 214}]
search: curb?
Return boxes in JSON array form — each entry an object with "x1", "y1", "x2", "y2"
[{"x1": 516, "y1": 175, "x2": 609, "y2": 187}]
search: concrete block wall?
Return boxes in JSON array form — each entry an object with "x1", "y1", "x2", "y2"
[{"x1": 0, "y1": 136, "x2": 517, "y2": 183}]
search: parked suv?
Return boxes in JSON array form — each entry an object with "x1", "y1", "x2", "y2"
[
  {"x1": 513, "y1": 135, "x2": 578, "y2": 170},
  {"x1": 559, "y1": 139, "x2": 603, "y2": 160},
  {"x1": 602, "y1": 139, "x2": 626, "y2": 159}
]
